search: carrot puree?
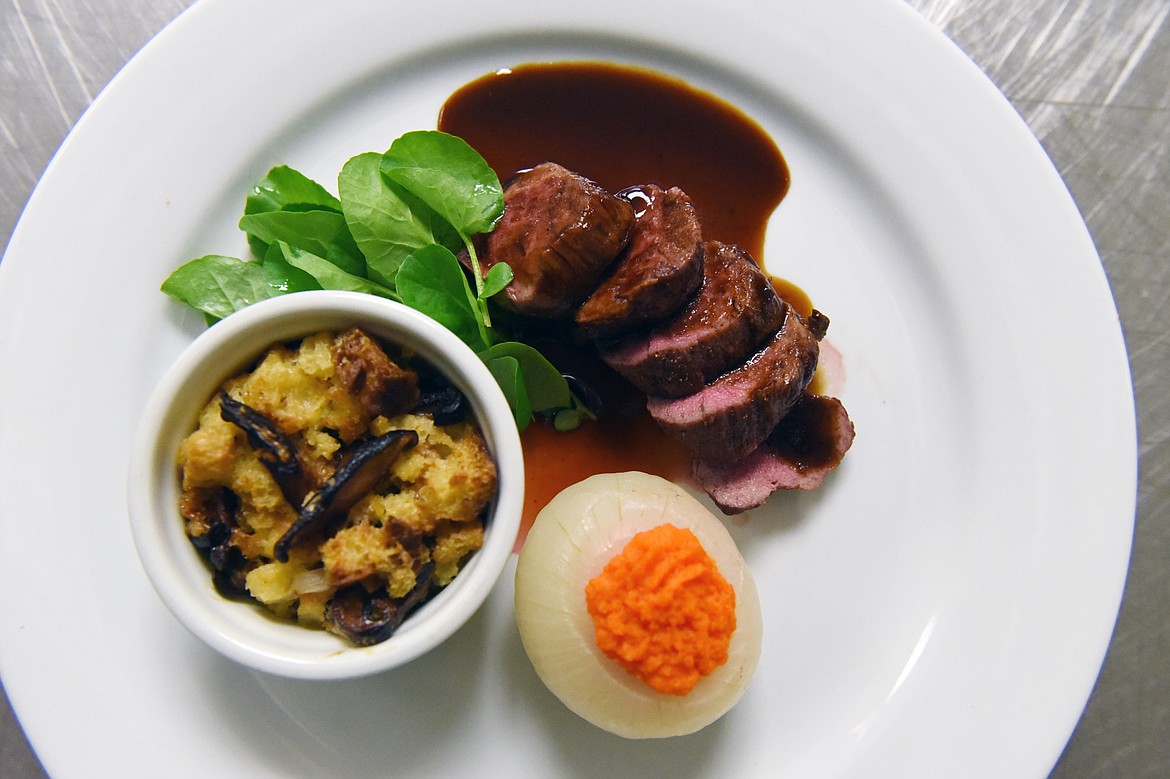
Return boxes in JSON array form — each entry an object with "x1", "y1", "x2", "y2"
[{"x1": 584, "y1": 524, "x2": 736, "y2": 695}]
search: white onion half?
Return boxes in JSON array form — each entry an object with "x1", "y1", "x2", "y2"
[{"x1": 514, "y1": 472, "x2": 762, "y2": 738}]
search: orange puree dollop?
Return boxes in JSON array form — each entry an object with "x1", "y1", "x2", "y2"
[{"x1": 584, "y1": 523, "x2": 737, "y2": 695}]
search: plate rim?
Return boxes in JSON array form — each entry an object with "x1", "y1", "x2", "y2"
[{"x1": 0, "y1": 1, "x2": 1136, "y2": 777}]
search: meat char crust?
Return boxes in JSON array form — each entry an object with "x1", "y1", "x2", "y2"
[
  {"x1": 479, "y1": 162, "x2": 635, "y2": 318},
  {"x1": 477, "y1": 161, "x2": 853, "y2": 514},
  {"x1": 599, "y1": 240, "x2": 786, "y2": 398},
  {"x1": 645, "y1": 301, "x2": 820, "y2": 465},
  {"x1": 574, "y1": 185, "x2": 704, "y2": 340},
  {"x1": 694, "y1": 395, "x2": 856, "y2": 514}
]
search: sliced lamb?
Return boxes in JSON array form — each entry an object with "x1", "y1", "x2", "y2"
[
  {"x1": 599, "y1": 240, "x2": 786, "y2": 397},
  {"x1": 574, "y1": 185, "x2": 704, "y2": 339},
  {"x1": 694, "y1": 394, "x2": 855, "y2": 514},
  {"x1": 479, "y1": 162, "x2": 635, "y2": 318},
  {"x1": 646, "y1": 301, "x2": 820, "y2": 465}
]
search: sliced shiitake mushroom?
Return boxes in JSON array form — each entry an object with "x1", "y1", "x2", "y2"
[
  {"x1": 562, "y1": 373, "x2": 604, "y2": 416},
  {"x1": 273, "y1": 429, "x2": 419, "y2": 562},
  {"x1": 217, "y1": 391, "x2": 307, "y2": 504},
  {"x1": 209, "y1": 546, "x2": 250, "y2": 597},
  {"x1": 180, "y1": 486, "x2": 249, "y2": 597},
  {"x1": 326, "y1": 562, "x2": 436, "y2": 645},
  {"x1": 412, "y1": 369, "x2": 470, "y2": 425},
  {"x1": 414, "y1": 385, "x2": 468, "y2": 425},
  {"x1": 181, "y1": 485, "x2": 237, "y2": 548}
]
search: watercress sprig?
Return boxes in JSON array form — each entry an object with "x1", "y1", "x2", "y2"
[
  {"x1": 160, "y1": 130, "x2": 590, "y2": 432},
  {"x1": 380, "y1": 131, "x2": 505, "y2": 328}
]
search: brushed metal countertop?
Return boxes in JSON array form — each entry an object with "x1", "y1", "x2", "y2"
[{"x1": 2, "y1": 1, "x2": 1166, "y2": 776}]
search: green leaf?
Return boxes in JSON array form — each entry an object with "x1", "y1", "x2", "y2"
[
  {"x1": 478, "y1": 342, "x2": 571, "y2": 413},
  {"x1": 554, "y1": 408, "x2": 588, "y2": 431},
  {"x1": 238, "y1": 210, "x2": 366, "y2": 276},
  {"x1": 245, "y1": 166, "x2": 342, "y2": 216},
  {"x1": 484, "y1": 354, "x2": 532, "y2": 431},
  {"x1": 259, "y1": 242, "x2": 321, "y2": 294},
  {"x1": 244, "y1": 166, "x2": 343, "y2": 258},
  {"x1": 160, "y1": 255, "x2": 282, "y2": 321},
  {"x1": 338, "y1": 152, "x2": 461, "y2": 287},
  {"x1": 380, "y1": 131, "x2": 504, "y2": 237},
  {"x1": 481, "y1": 262, "x2": 514, "y2": 299},
  {"x1": 273, "y1": 242, "x2": 397, "y2": 300},
  {"x1": 162, "y1": 133, "x2": 585, "y2": 438},
  {"x1": 396, "y1": 244, "x2": 487, "y2": 351}
]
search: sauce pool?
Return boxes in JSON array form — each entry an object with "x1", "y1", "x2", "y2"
[
  {"x1": 438, "y1": 62, "x2": 803, "y2": 539},
  {"x1": 439, "y1": 62, "x2": 789, "y2": 261},
  {"x1": 509, "y1": 331, "x2": 694, "y2": 540}
]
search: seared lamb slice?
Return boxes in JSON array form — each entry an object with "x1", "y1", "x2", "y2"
[
  {"x1": 646, "y1": 301, "x2": 819, "y2": 465},
  {"x1": 601, "y1": 241, "x2": 787, "y2": 398},
  {"x1": 694, "y1": 395, "x2": 855, "y2": 514},
  {"x1": 574, "y1": 185, "x2": 704, "y2": 339},
  {"x1": 480, "y1": 162, "x2": 635, "y2": 318}
]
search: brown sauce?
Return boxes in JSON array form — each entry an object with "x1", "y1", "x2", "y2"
[
  {"x1": 439, "y1": 61, "x2": 788, "y2": 260},
  {"x1": 507, "y1": 329, "x2": 693, "y2": 541},
  {"x1": 438, "y1": 62, "x2": 811, "y2": 536}
]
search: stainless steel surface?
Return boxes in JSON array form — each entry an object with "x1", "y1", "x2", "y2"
[{"x1": 1, "y1": 0, "x2": 1165, "y2": 776}]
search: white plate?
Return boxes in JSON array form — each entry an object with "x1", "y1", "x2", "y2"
[{"x1": 0, "y1": 1, "x2": 1136, "y2": 777}]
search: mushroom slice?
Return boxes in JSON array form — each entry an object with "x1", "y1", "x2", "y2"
[
  {"x1": 217, "y1": 391, "x2": 306, "y2": 504},
  {"x1": 209, "y1": 546, "x2": 250, "y2": 598},
  {"x1": 274, "y1": 429, "x2": 419, "y2": 562},
  {"x1": 414, "y1": 385, "x2": 468, "y2": 425},
  {"x1": 413, "y1": 369, "x2": 470, "y2": 425},
  {"x1": 562, "y1": 373, "x2": 604, "y2": 416},
  {"x1": 181, "y1": 486, "x2": 238, "y2": 551},
  {"x1": 326, "y1": 562, "x2": 436, "y2": 645},
  {"x1": 180, "y1": 486, "x2": 249, "y2": 597}
]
